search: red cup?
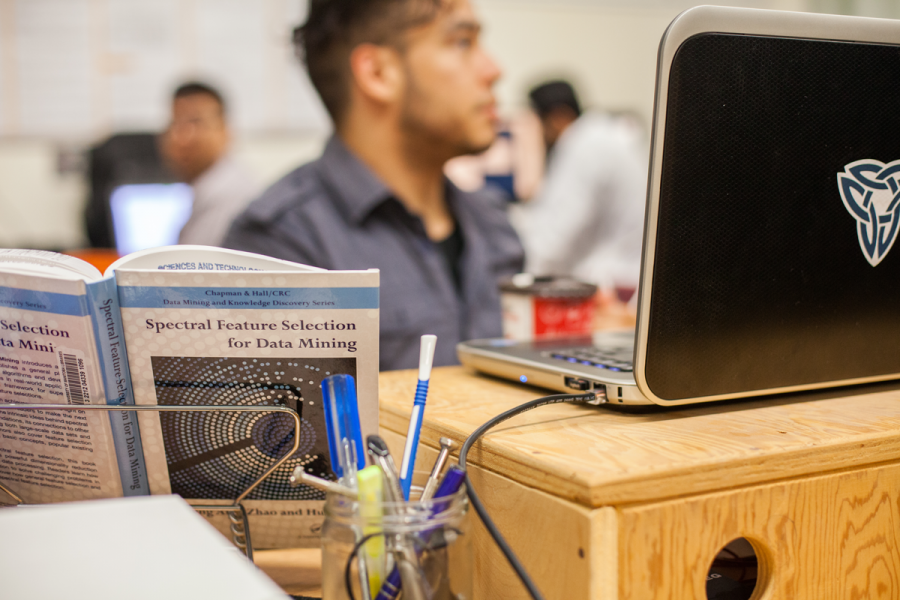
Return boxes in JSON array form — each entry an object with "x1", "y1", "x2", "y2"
[{"x1": 500, "y1": 274, "x2": 597, "y2": 340}]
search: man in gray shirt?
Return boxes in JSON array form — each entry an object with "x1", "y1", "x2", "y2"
[
  {"x1": 161, "y1": 82, "x2": 261, "y2": 247},
  {"x1": 223, "y1": 0, "x2": 524, "y2": 371}
]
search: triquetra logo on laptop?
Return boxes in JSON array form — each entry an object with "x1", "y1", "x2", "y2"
[{"x1": 837, "y1": 159, "x2": 900, "y2": 266}]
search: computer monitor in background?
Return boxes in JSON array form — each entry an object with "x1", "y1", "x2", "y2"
[
  {"x1": 109, "y1": 183, "x2": 193, "y2": 256},
  {"x1": 84, "y1": 133, "x2": 179, "y2": 250}
]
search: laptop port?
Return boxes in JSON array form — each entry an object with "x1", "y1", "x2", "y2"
[{"x1": 564, "y1": 376, "x2": 591, "y2": 391}]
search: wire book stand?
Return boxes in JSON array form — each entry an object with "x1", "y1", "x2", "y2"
[{"x1": 0, "y1": 403, "x2": 303, "y2": 562}]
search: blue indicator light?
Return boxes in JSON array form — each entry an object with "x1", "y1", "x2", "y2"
[
  {"x1": 610, "y1": 367, "x2": 621, "y2": 372},
  {"x1": 567, "y1": 358, "x2": 577, "y2": 363},
  {"x1": 581, "y1": 360, "x2": 592, "y2": 366},
  {"x1": 519, "y1": 375, "x2": 528, "y2": 383}
]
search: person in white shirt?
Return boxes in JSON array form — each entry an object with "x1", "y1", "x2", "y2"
[
  {"x1": 513, "y1": 80, "x2": 648, "y2": 296},
  {"x1": 160, "y1": 82, "x2": 262, "y2": 247}
]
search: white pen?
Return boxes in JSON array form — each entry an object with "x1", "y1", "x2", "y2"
[{"x1": 399, "y1": 334, "x2": 437, "y2": 500}]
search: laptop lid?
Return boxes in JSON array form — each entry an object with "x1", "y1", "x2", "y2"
[{"x1": 634, "y1": 6, "x2": 900, "y2": 404}]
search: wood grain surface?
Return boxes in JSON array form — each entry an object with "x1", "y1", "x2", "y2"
[
  {"x1": 379, "y1": 367, "x2": 900, "y2": 507},
  {"x1": 254, "y1": 548, "x2": 323, "y2": 598},
  {"x1": 378, "y1": 431, "x2": 900, "y2": 599},
  {"x1": 380, "y1": 428, "x2": 606, "y2": 600},
  {"x1": 619, "y1": 460, "x2": 900, "y2": 600}
]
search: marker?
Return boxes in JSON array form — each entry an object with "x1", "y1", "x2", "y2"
[
  {"x1": 365, "y1": 436, "x2": 405, "y2": 504},
  {"x1": 365, "y1": 435, "x2": 426, "y2": 600},
  {"x1": 399, "y1": 334, "x2": 437, "y2": 499},
  {"x1": 357, "y1": 465, "x2": 386, "y2": 597}
]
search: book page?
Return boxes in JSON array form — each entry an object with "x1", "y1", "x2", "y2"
[
  {"x1": 0, "y1": 272, "x2": 122, "y2": 504},
  {"x1": 0, "y1": 249, "x2": 102, "y2": 280},
  {"x1": 106, "y1": 245, "x2": 325, "y2": 274}
]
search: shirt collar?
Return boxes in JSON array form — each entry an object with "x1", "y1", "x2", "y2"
[
  {"x1": 317, "y1": 134, "x2": 472, "y2": 227},
  {"x1": 316, "y1": 135, "x2": 394, "y2": 225}
]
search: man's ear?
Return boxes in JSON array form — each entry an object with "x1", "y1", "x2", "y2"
[{"x1": 349, "y1": 43, "x2": 404, "y2": 105}]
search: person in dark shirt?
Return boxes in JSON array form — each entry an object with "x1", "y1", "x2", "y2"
[{"x1": 223, "y1": 0, "x2": 524, "y2": 370}]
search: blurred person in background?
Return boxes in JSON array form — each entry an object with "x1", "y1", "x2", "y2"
[
  {"x1": 512, "y1": 79, "x2": 647, "y2": 300},
  {"x1": 161, "y1": 82, "x2": 261, "y2": 247},
  {"x1": 224, "y1": 0, "x2": 524, "y2": 370},
  {"x1": 443, "y1": 110, "x2": 545, "y2": 203}
]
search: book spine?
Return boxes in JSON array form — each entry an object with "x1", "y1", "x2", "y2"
[{"x1": 86, "y1": 276, "x2": 149, "y2": 496}]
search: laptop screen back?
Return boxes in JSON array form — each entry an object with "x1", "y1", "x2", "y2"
[{"x1": 644, "y1": 32, "x2": 900, "y2": 400}]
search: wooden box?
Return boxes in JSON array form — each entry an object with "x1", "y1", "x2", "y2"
[{"x1": 379, "y1": 367, "x2": 900, "y2": 599}]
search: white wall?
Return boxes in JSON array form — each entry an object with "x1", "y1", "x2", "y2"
[
  {"x1": 1, "y1": 0, "x2": 883, "y2": 249},
  {"x1": 0, "y1": 140, "x2": 87, "y2": 249},
  {"x1": 480, "y1": 0, "x2": 812, "y2": 126}
]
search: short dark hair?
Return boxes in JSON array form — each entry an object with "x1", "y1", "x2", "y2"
[
  {"x1": 173, "y1": 81, "x2": 226, "y2": 114},
  {"x1": 293, "y1": 0, "x2": 441, "y2": 126},
  {"x1": 529, "y1": 80, "x2": 582, "y2": 119}
]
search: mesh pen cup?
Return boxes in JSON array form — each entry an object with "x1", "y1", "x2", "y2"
[{"x1": 321, "y1": 485, "x2": 471, "y2": 600}]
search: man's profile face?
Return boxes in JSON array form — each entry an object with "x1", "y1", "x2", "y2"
[
  {"x1": 161, "y1": 93, "x2": 229, "y2": 182},
  {"x1": 397, "y1": 0, "x2": 501, "y2": 158}
]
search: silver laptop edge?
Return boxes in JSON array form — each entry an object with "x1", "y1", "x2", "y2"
[
  {"x1": 460, "y1": 6, "x2": 900, "y2": 406},
  {"x1": 634, "y1": 6, "x2": 900, "y2": 405},
  {"x1": 458, "y1": 330, "x2": 645, "y2": 403}
]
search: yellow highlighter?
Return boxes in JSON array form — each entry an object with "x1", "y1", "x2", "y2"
[{"x1": 357, "y1": 465, "x2": 386, "y2": 597}]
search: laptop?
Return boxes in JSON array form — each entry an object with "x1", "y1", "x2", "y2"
[
  {"x1": 457, "y1": 6, "x2": 900, "y2": 406},
  {"x1": 109, "y1": 183, "x2": 194, "y2": 255}
]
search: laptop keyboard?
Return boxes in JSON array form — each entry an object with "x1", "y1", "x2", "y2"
[{"x1": 547, "y1": 347, "x2": 634, "y2": 372}]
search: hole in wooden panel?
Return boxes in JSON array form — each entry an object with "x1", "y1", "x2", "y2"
[{"x1": 706, "y1": 537, "x2": 759, "y2": 600}]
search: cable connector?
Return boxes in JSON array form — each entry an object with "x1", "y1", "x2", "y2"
[{"x1": 585, "y1": 389, "x2": 607, "y2": 405}]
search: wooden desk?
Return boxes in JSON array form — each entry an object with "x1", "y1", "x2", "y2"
[
  {"x1": 254, "y1": 548, "x2": 322, "y2": 598},
  {"x1": 378, "y1": 366, "x2": 900, "y2": 599}
]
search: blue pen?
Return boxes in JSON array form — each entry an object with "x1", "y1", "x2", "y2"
[
  {"x1": 426, "y1": 465, "x2": 466, "y2": 514},
  {"x1": 374, "y1": 465, "x2": 467, "y2": 600},
  {"x1": 399, "y1": 334, "x2": 437, "y2": 499},
  {"x1": 322, "y1": 374, "x2": 372, "y2": 600},
  {"x1": 321, "y1": 373, "x2": 366, "y2": 485}
]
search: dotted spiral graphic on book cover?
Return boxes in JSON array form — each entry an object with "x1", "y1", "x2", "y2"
[{"x1": 150, "y1": 356, "x2": 356, "y2": 501}]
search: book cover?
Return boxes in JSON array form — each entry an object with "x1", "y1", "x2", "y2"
[
  {"x1": 0, "y1": 250, "x2": 148, "y2": 504},
  {"x1": 111, "y1": 246, "x2": 380, "y2": 548}
]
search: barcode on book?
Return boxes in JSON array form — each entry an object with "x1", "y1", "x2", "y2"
[{"x1": 59, "y1": 351, "x2": 89, "y2": 405}]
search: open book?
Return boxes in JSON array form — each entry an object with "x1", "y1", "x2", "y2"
[{"x1": 0, "y1": 246, "x2": 379, "y2": 548}]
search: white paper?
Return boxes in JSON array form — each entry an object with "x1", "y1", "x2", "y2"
[{"x1": 0, "y1": 495, "x2": 289, "y2": 600}]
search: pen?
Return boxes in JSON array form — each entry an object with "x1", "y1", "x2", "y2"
[
  {"x1": 420, "y1": 437, "x2": 453, "y2": 501},
  {"x1": 399, "y1": 334, "x2": 437, "y2": 500},
  {"x1": 421, "y1": 465, "x2": 467, "y2": 547},
  {"x1": 322, "y1": 374, "x2": 371, "y2": 600},
  {"x1": 366, "y1": 435, "x2": 426, "y2": 600},
  {"x1": 321, "y1": 374, "x2": 366, "y2": 486},
  {"x1": 373, "y1": 465, "x2": 467, "y2": 600},
  {"x1": 289, "y1": 468, "x2": 358, "y2": 499}
]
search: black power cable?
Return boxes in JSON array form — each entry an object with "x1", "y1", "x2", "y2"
[{"x1": 458, "y1": 391, "x2": 602, "y2": 600}]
